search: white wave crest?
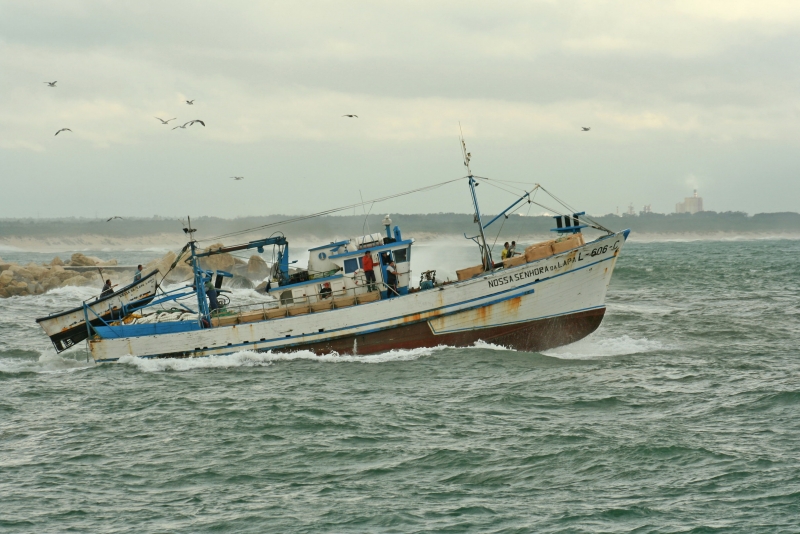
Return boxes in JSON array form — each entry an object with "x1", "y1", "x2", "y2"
[
  {"x1": 42, "y1": 285, "x2": 99, "y2": 299},
  {"x1": 0, "y1": 352, "x2": 93, "y2": 374},
  {"x1": 118, "y1": 345, "x2": 446, "y2": 372},
  {"x1": 542, "y1": 334, "x2": 665, "y2": 359},
  {"x1": 470, "y1": 340, "x2": 513, "y2": 351}
]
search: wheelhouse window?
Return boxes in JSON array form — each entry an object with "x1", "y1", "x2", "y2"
[
  {"x1": 394, "y1": 248, "x2": 409, "y2": 263},
  {"x1": 344, "y1": 257, "x2": 363, "y2": 274}
]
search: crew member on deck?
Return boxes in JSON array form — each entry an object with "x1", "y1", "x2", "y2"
[
  {"x1": 501, "y1": 242, "x2": 511, "y2": 260},
  {"x1": 385, "y1": 261, "x2": 399, "y2": 297},
  {"x1": 204, "y1": 278, "x2": 220, "y2": 312},
  {"x1": 510, "y1": 241, "x2": 518, "y2": 257},
  {"x1": 133, "y1": 264, "x2": 143, "y2": 282},
  {"x1": 100, "y1": 279, "x2": 114, "y2": 298},
  {"x1": 362, "y1": 250, "x2": 376, "y2": 292},
  {"x1": 320, "y1": 282, "x2": 332, "y2": 299}
]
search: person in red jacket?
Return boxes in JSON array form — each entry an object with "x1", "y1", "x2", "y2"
[{"x1": 363, "y1": 250, "x2": 376, "y2": 292}]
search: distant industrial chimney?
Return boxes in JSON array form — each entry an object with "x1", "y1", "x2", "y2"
[{"x1": 676, "y1": 190, "x2": 703, "y2": 214}]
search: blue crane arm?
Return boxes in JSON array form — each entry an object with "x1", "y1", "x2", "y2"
[
  {"x1": 194, "y1": 237, "x2": 288, "y2": 258},
  {"x1": 482, "y1": 192, "x2": 530, "y2": 229},
  {"x1": 193, "y1": 236, "x2": 290, "y2": 286}
]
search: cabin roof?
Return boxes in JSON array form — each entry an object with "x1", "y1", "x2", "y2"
[{"x1": 328, "y1": 239, "x2": 414, "y2": 260}]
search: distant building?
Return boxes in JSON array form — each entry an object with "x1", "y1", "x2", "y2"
[
  {"x1": 676, "y1": 190, "x2": 703, "y2": 214},
  {"x1": 641, "y1": 204, "x2": 652, "y2": 214}
]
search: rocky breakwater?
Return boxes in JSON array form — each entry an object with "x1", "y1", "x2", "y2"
[
  {"x1": 0, "y1": 253, "x2": 118, "y2": 298},
  {"x1": 196, "y1": 243, "x2": 270, "y2": 290},
  {"x1": 0, "y1": 248, "x2": 274, "y2": 299}
]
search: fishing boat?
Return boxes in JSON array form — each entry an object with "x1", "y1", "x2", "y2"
[
  {"x1": 35, "y1": 270, "x2": 158, "y2": 352},
  {"x1": 37, "y1": 151, "x2": 629, "y2": 363}
]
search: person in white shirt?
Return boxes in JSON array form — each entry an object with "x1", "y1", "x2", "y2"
[{"x1": 385, "y1": 261, "x2": 399, "y2": 297}]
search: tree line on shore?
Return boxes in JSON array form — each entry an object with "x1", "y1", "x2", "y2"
[{"x1": 0, "y1": 211, "x2": 798, "y2": 241}]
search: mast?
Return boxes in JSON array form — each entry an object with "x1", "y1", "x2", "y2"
[
  {"x1": 184, "y1": 216, "x2": 210, "y2": 322},
  {"x1": 460, "y1": 132, "x2": 494, "y2": 270}
]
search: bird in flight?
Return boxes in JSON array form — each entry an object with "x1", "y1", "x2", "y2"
[
  {"x1": 186, "y1": 100, "x2": 194, "y2": 105},
  {"x1": 106, "y1": 216, "x2": 124, "y2": 222},
  {"x1": 581, "y1": 127, "x2": 591, "y2": 131},
  {"x1": 342, "y1": 114, "x2": 358, "y2": 118},
  {"x1": 172, "y1": 120, "x2": 205, "y2": 130},
  {"x1": 44, "y1": 81, "x2": 57, "y2": 87},
  {"x1": 155, "y1": 117, "x2": 177, "y2": 125},
  {"x1": 231, "y1": 176, "x2": 244, "y2": 181},
  {"x1": 55, "y1": 128, "x2": 72, "y2": 136}
]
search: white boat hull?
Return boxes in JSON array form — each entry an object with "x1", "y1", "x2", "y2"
[{"x1": 89, "y1": 233, "x2": 627, "y2": 362}]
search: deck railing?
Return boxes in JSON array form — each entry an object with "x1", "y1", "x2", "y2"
[{"x1": 209, "y1": 284, "x2": 392, "y2": 327}]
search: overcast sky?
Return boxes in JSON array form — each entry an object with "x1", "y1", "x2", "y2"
[{"x1": 1, "y1": 0, "x2": 799, "y2": 219}]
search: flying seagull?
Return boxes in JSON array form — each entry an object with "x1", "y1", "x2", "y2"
[
  {"x1": 186, "y1": 100, "x2": 194, "y2": 105},
  {"x1": 231, "y1": 176, "x2": 244, "y2": 181},
  {"x1": 581, "y1": 127, "x2": 591, "y2": 131},
  {"x1": 173, "y1": 120, "x2": 205, "y2": 130},
  {"x1": 54, "y1": 128, "x2": 72, "y2": 136},
  {"x1": 106, "y1": 216, "x2": 124, "y2": 222},
  {"x1": 342, "y1": 114, "x2": 358, "y2": 118},
  {"x1": 44, "y1": 81, "x2": 57, "y2": 87},
  {"x1": 155, "y1": 117, "x2": 177, "y2": 124}
]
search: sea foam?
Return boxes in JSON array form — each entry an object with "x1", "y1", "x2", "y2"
[
  {"x1": 118, "y1": 345, "x2": 447, "y2": 372},
  {"x1": 0, "y1": 352, "x2": 92, "y2": 374},
  {"x1": 542, "y1": 334, "x2": 666, "y2": 359}
]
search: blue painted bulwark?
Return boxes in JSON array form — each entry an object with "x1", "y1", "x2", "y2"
[{"x1": 95, "y1": 321, "x2": 201, "y2": 339}]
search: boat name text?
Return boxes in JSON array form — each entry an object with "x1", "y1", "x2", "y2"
[
  {"x1": 487, "y1": 257, "x2": 579, "y2": 288},
  {"x1": 486, "y1": 241, "x2": 619, "y2": 289}
]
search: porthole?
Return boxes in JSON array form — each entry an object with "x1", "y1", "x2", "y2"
[{"x1": 318, "y1": 252, "x2": 327, "y2": 260}]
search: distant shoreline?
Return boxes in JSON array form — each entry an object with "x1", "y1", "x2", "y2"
[
  {"x1": 1, "y1": 231, "x2": 798, "y2": 253},
  {"x1": 1, "y1": 212, "x2": 798, "y2": 252}
]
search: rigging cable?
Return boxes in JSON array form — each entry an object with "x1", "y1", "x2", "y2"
[
  {"x1": 477, "y1": 176, "x2": 613, "y2": 235},
  {"x1": 515, "y1": 188, "x2": 536, "y2": 245},
  {"x1": 153, "y1": 243, "x2": 190, "y2": 295},
  {"x1": 196, "y1": 177, "x2": 464, "y2": 244},
  {"x1": 489, "y1": 213, "x2": 507, "y2": 256},
  {"x1": 537, "y1": 184, "x2": 613, "y2": 234}
]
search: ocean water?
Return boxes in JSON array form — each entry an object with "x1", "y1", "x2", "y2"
[{"x1": 1, "y1": 239, "x2": 799, "y2": 533}]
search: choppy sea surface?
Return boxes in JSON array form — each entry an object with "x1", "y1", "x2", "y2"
[{"x1": 1, "y1": 239, "x2": 799, "y2": 533}]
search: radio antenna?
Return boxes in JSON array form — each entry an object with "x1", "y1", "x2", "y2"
[
  {"x1": 459, "y1": 122, "x2": 472, "y2": 176},
  {"x1": 182, "y1": 216, "x2": 197, "y2": 242}
]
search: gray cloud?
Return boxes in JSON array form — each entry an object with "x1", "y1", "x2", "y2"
[{"x1": 1, "y1": 0, "x2": 799, "y2": 219}]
